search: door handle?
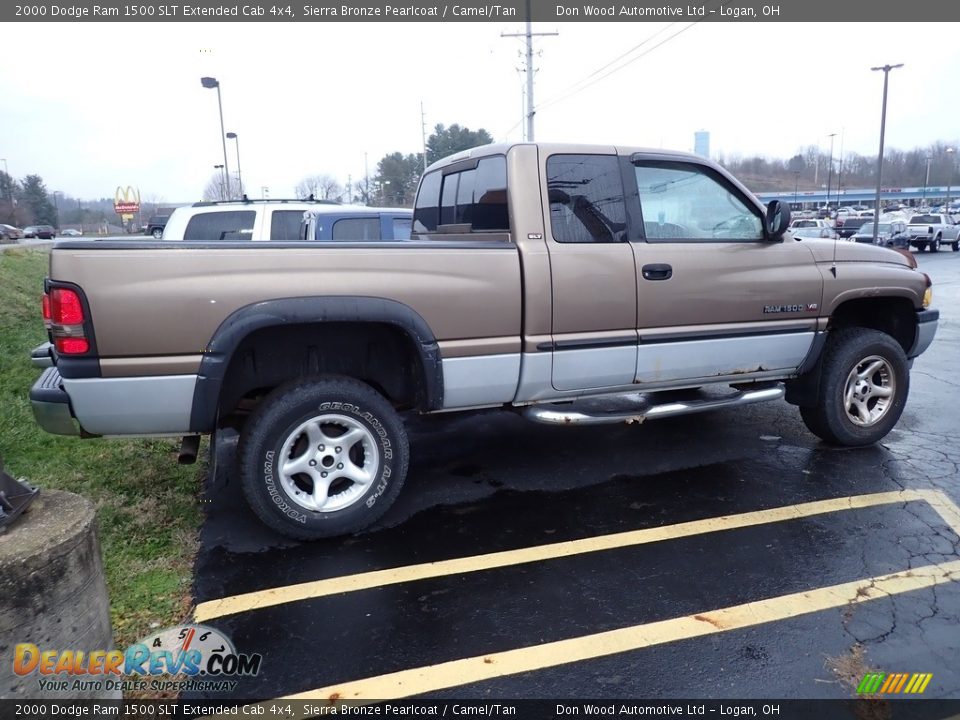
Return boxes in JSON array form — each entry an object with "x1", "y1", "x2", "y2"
[{"x1": 642, "y1": 263, "x2": 673, "y2": 281}]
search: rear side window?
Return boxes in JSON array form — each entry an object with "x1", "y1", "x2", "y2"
[
  {"x1": 547, "y1": 154, "x2": 627, "y2": 243},
  {"x1": 331, "y1": 217, "x2": 380, "y2": 241},
  {"x1": 183, "y1": 211, "x2": 255, "y2": 241},
  {"x1": 270, "y1": 210, "x2": 306, "y2": 241},
  {"x1": 413, "y1": 156, "x2": 509, "y2": 232},
  {"x1": 413, "y1": 171, "x2": 442, "y2": 232}
]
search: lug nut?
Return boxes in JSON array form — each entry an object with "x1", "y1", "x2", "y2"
[
  {"x1": 318, "y1": 445, "x2": 325, "y2": 451},
  {"x1": 308, "y1": 460, "x2": 317, "y2": 467},
  {"x1": 337, "y1": 463, "x2": 343, "y2": 469},
  {"x1": 321, "y1": 472, "x2": 328, "y2": 478},
  {"x1": 335, "y1": 446, "x2": 342, "y2": 452}
]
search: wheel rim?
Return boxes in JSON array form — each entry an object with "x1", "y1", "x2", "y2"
[
  {"x1": 277, "y1": 413, "x2": 380, "y2": 513},
  {"x1": 843, "y1": 355, "x2": 896, "y2": 427}
]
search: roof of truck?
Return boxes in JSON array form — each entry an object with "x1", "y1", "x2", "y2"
[{"x1": 425, "y1": 142, "x2": 704, "y2": 173}]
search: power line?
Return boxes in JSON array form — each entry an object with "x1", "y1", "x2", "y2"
[{"x1": 535, "y1": 22, "x2": 699, "y2": 114}]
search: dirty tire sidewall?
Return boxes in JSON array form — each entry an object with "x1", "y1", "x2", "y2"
[
  {"x1": 239, "y1": 376, "x2": 409, "y2": 540},
  {"x1": 803, "y1": 328, "x2": 909, "y2": 446}
]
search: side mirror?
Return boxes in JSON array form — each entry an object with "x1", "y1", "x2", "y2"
[{"x1": 765, "y1": 200, "x2": 791, "y2": 240}]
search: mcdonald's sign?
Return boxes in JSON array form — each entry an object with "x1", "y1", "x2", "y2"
[{"x1": 114, "y1": 185, "x2": 140, "y2": 217}]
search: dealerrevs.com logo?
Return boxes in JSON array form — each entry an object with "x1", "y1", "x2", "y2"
[{"x1": 13, "y1": 624, "x2": 262, "y2": 694}]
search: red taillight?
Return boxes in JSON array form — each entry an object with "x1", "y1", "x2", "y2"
[
  {"x1": 50, "y1": 288, "x2": 85, "y2": 324},
  {"x1": 42, "y1": 293, "x2": 51, "y2": 321},
  {"x1": 54, "y1": 337, "x2": 90, "y2": 354}
]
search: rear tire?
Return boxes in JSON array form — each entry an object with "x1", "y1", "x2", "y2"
[
  {"x1": 799, "y1": 328, "x2": 908, "y2": 446},
  {"x1": 151, "y1": 228, "x2": 163, "y2": 239},
  {"x1": 932, "y1": 236, "x2": 941, "y2": 252},
  {"x1": 238, "y1": 376, "x2": 409, "y2": 540}
]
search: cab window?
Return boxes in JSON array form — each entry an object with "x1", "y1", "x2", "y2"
[
  {"x1": 547, "y1": 154, "x2": 627, "y2": 243},
  {"x1": 633, "y1": 161, "x2": 763, "y2": 242}
]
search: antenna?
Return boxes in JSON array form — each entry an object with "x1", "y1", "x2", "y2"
[{"x1": 420, "y1": 101, "x2": 428, "y2": 174}]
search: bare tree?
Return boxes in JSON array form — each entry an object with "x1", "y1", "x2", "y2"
[
  {"x1": 202, "y1": 173, "x2": 245, "y2": 201},
  {"x1": 203, "y1": 172, "x2": 229, "y2": 201},
  {"x1": 295, "y1": 174, "x2": 343, "y2": 201}
]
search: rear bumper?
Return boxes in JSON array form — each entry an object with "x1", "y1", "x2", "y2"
[
  {"x1": 30, "y1": 367, "x2": 81, "y2": 436},
  {"x1": 31, "y1": 342, "x2": 54, "y2": 369},
  {"x1": 908, "y1": 309, "x2": 939, "y2": 359}
]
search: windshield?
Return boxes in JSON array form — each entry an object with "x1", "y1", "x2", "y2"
[{"x1": 858, "y1": 223, "x2": 891, "y2": 234}]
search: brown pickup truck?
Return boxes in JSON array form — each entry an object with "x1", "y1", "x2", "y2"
[{"x1": 30, "y1": 143, "x2": 939, "y2": 539}]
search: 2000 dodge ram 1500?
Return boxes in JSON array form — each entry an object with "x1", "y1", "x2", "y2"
[{"x1": 30, "y1": 143, "x2": 939, "y2": 539}]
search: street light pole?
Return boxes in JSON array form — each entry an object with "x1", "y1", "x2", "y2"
[
  {"x1": 214, "y1": 164, "x2": 226, "y2": 199},
  {"x1": 947, "y1": 147, "x2": 956, "y2": 211},
  {"x1": 923, "y1": 156, "x2": 932, "y2": 204},
  {"x1": 226, "y1": 132, "x2": 243, "y2": 198},
  {"x1": 201, "y1": 77, "x2": 231, "y2": 200},
  {"x1": 793, "y1": 171, "x2": 800, "y2": 205},
  {"x1": 825, "y1": 133, "x2": 836, "y2": 212},
  {"x1": 870, "y1": 63, "x2": 904, "y2": 244}
]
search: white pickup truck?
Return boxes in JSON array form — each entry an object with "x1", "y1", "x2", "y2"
[{"x1": 906, "y1": 213, "x2": 960, "y2": 252}]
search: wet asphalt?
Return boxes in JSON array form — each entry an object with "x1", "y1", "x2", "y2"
[{"x1": 191, "y1": 250, "x2": 960, "y2": 702}]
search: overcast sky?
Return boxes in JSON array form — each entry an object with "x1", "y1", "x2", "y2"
[{"x1": 3, "y1": 22, "x2": 958, "y2": 203}]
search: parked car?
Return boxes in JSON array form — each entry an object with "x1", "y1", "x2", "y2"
[
  {"x1": 300, "y1": 207, "x2": 413, "y2": 241},
  {"x1": 0, "y1": 224, "x2": 24, "y2": 242},
  {"x1": 144, "y1": 215, "x2": 171, "y2": 239},
  {"x1": 789, "y1": 219, "x2": 836, "y2": 239},
  {"x1": 851, "y1": 221, "x2": 911, "y2": 248},
  {"x1": 834, "y1": 215, "x2": 870, "y2": 238},
  {"x1": 161, "y1": 199, "x2": 409, "y2": 242},
  {"x1": 907, "y1": 213, "x2": 960, "y2": 252},
  {"x1": 23, "y1": 225, "x2": 56, "y2": 239},
  {"x1": 60, "y1": 228, "x2": 83, "y2": 237}
]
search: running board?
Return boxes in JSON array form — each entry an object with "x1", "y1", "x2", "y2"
[{"x1": 522, "y1": 385, "x2": 785, "y2": 426}]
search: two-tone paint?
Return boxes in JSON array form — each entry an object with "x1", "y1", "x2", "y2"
[{"x1": 31, "y1": 143, "x2": 936, "y2": 438}]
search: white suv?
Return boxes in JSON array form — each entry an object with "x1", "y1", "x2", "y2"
[{"x1": 161, "y1": 199, "x2": 410, "y2": 242}]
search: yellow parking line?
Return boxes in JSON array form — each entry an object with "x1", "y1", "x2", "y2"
[
  {"x1": 224, "y1": 559, "x2": 960, "y2": 711},
  {"x1": 195, "y1": 489, "x2": 956, "y2": 622}
]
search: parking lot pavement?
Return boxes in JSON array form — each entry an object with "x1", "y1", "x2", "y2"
[{"x1": 191, "y1": 251, "x2": 960, "y2": 702}]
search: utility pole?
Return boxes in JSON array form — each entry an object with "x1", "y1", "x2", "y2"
[
  {"x1": 501, "y1": 0, "x2": 557, "y2": 142},
  {"x1": 836, "y1": 128, "x2": 845, "y2": 209},
  {"x1": 825, "y1": 133, "x2": 836, "y2": 211},
  {"x1": 870, "y1": 63, "x2": 904, "y2": 244}
]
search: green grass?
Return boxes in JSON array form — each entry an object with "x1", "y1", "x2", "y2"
[{"x1": 0, "y1": 248, "x2": 204, "y2": 646}]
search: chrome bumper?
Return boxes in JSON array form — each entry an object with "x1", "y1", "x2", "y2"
[
  {"x1": 30, "y1": 367, "x2": 80, "y2": 436},
  {"x1": 908, "y1": 309, "x2": 939, "y2": 359}
]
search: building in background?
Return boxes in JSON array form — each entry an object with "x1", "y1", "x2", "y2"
[{"x1": 694, "y1": 130, "x2": 710, "y2": 158}]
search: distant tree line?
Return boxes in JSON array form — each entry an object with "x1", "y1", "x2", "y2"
[
  {"x1": 717, "y1": 140, "x2": 959, "y2": 193},
  {"x1": 0, "y1": 171, "x2": 161, "y2": 232},
  {"x1": 19, "y1": 128, "x2": 948, "y2": 222},
  {"x1": 293, "y1": 123, "x2": 494, "y2": 208}
]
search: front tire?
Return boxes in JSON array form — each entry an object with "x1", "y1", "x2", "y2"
[
  {"x1": 799, "y1": 328, "x2": 909, "y2": 446},
  {"x1": 238, "y1": 376, "x2": 409, "y2": 540}
]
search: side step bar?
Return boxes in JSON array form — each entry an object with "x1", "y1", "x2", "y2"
[{"x1": 522, "y1": 385, "x2": 784, "y2": 426}]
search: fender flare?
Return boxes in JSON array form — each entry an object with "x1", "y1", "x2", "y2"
[{"x1": 189, "y1": 296, "x2": 444, "y2": 432}]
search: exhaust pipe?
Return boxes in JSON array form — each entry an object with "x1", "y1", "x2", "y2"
[{"x1": 178, "y1": 435, "x2": 201, "y2": 465}]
